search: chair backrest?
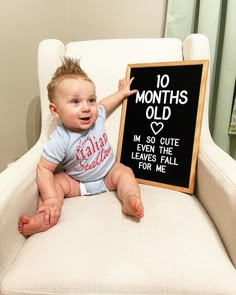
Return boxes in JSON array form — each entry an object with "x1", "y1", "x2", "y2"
[{"x1": 38, "y1": 35, "x2": 210, "y2": 151}]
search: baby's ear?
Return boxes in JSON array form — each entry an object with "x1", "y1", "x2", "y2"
[{"x1": 49, "y1": 103, "x2": 60, "y2": 118}]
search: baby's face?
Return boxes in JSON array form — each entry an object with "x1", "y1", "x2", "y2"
[{"x1": 51, "y1": 77, "x2": 98, "y2": 132}]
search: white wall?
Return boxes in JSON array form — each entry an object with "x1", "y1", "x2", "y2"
[{"x1": 0, "y1": 0, "x2": 167, "y2": 172}]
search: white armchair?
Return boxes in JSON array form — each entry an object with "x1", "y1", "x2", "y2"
[{"x1": 1, "y1": 34, "x2": 236, "y2": 295}]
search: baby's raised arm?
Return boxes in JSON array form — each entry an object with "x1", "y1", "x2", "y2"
[{"x1": 99, "y1": 77, "x2": 137, "y2": 118}]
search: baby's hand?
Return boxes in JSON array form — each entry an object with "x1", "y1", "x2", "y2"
[
  {"x1": 118, "y1": 77, "x2": 138, "y2": 99},
  {"x1": 36, "y1": 198, "x2": 61, "y2": 225}
]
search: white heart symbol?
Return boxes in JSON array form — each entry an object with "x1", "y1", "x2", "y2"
[{"x1": 150, "y1": 122, "x2": 164, "y2": 135}]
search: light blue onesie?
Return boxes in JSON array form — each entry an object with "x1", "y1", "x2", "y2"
[{"x1": 42, "y1": 105, "x2": 115, "y2": 195}]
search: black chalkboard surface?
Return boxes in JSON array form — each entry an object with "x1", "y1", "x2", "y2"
[{"x1": 117, "y1": 60, "x2": 208, "y2": 193}]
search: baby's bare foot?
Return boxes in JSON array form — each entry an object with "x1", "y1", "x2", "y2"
[
  {"x1": 18, "y1": 213, "x2": 52, "y2": 236},
  {"x1": 122, "y1": 196, "x2": 144, "y2": 219}
]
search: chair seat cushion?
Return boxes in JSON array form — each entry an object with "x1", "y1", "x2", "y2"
[{"x1": 2, "y1": 185, "x2": 236, "y2": 295}]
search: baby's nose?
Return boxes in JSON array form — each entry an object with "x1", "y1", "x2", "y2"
[{"x1": 81, "y1": 101, "x2": 90, "y2": 112}]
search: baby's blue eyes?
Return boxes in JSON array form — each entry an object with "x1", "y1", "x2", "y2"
[
  {"x1": 71, "y1": 98, "x2": 96, "y2": 104},
  {"x1": 89, "y1": 98, "x2": 97, "y2": 103},
  {"x1": 72, "y1": 99, "x2": 79, "y2": 104}
]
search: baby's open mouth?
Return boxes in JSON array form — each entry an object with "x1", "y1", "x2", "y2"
[{"x1": 81, "y1": 117, "x2": 90, "y2": 121}]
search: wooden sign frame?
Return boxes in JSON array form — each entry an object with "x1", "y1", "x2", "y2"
[{"x1": 116, "y1": 60, "x2": 208, "y2": 194}]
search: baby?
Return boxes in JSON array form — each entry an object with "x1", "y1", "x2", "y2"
[{"x1": 19, "y1": 57, "x2": 144, "y2": 236}]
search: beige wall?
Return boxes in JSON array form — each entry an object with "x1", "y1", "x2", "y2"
[{"x1": 0, "y1": 0, "x2": 167, "y2": 172}]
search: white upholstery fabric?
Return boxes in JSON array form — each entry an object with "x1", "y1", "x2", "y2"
[
  {"x1": 2, "y1": 188, "x2": 236, "y2": 295},
  {"x1": 1, "y1": 35, "x2": 236, "y2": 295}
]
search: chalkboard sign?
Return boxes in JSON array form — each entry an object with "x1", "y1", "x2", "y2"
[{"x1": 117, "y1": 60, "x2": 208, "y2": 193}]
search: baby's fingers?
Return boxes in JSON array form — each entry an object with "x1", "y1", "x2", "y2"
[
  {"x1": 50, "y1": 209, "x2": 61, "y2": 225},
  {"x1": 118, "y1": 77, "x2": 134, "y2": 87},
  {"x1": 129, "y1": 77, "x2": 135, "y2": 85},
  {"x1": 36, "y1": 206, "x2": 50, "y2": 225},
  {"x1": 118, "y1": 78, "x2": 126, "y2": 89},
  {"x1": 130, "y1": 89, "x2": 138, "y2": 96},
  {"x1": 44, "y1": 210, "x2": 51, "y2": 225}
]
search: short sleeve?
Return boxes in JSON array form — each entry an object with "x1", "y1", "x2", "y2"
[
  {"x1": 42, "y1": 125, "x2": 68, "y2": 164},
  {"x1": 98, "y1": 105, "x2": 106, "y2": 121}
]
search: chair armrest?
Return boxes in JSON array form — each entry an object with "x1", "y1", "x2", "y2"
[
  {"x1": 196, "y1": 136, "x2": 236, "y2": 267},
  {"x1": 184, "y1": 33, "x2": 236, "y2": 266},
  {"x1": 0, "y1": 142, "x2": 42, "y2": 284}
]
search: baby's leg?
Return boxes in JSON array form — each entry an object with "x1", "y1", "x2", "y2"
[
  {"x1": 19, "y1": 173, "x2": 81, "y2": 236},
  {"x1": 105, "y1": 163, "x2": 144, "y2": 218}
]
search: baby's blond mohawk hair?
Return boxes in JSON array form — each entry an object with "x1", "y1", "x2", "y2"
[{"x1": 47, "y1": 56, "x2": 93, "y2": 102}]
